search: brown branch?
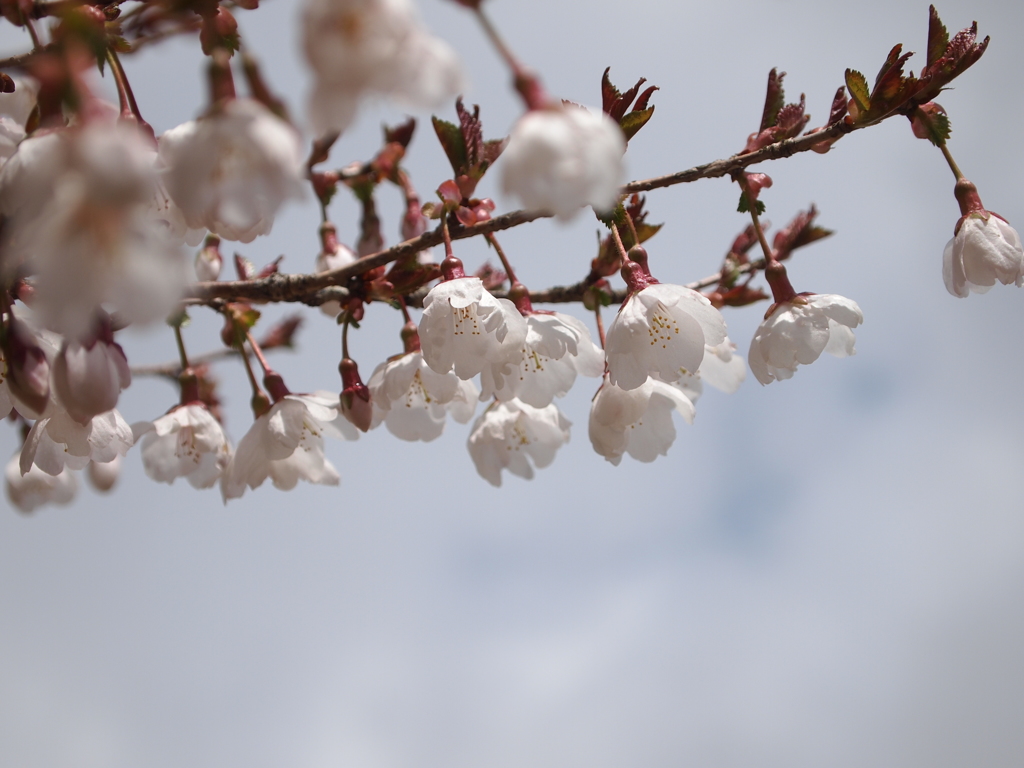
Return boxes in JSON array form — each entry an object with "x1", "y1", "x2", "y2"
[
  {"x1": 623, "y1": 120, "x2": 853, "y2": 193},
  {"x1": 184, "y1": 119, "x2": 855, "y2": 308}
]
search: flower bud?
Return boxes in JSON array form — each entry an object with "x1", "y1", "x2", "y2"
[
  {"x1": 195, "y1": 235, "x2": 223, "y2": 282},
  {"x1": 339, "y1": 358, "x2": 372, "y2": 432}
]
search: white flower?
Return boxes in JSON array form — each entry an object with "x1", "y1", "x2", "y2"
[
  {"x1": 489, "y1": 311, "x2": 604, "y2": 407},
  {"x1": 52, "y1": 337, "x2": 131, "y2": 425},
  {"x1": 221, "y1": 392, "x2": 357, "y2": 500},
  {"x1": 588, "y1": 375, "x2": 695, "y2": 466},
  {"x1": 368, "y1": 350, "x2": 478, "y2": 442},
  {"x1": 943, "y1": 213, "x2": 1024, "y2": 298},
  {"x1": 748, "y1": 293, "x2": 863, "y2": 385},
  {"x1": 315, "y1": 223, "x2": 358, "y2": 317},
  {"x1": 5, "y1": 453, "x2": 77, "y2": 513},
  {"x1": 158, "y1": 99, "x2": 304, "y2": 243},
  {"x1": 467, "y1": 399, "x2": 571, "y2": 487},
  {"x1": 0, "y1": 124, "x2": 188, "y2": 337},
  {"x1": 303, "y1": 0, "x2": 464, "y2": 133},
  {"x1": 0, "y1": 77, "x2": 38, "y2": 170},
  {"x1": 20, "y1": 408, "x2": 134, "y2": 477},
  {"x1": 500, "y1": 105, "x2": 625, "y2": 220},
  {"x1": 132, "y1": 403, "x2": 232, "y2": 489},
  {"x1": 87, "y1": 456, "x2": 121, "y2": 492},
  {"x1": 674, "y1": 338, "x2": 747, "y2": 402},
  {"x1": 605, "y1": 283, "x2": 728, "y2": 392},
  {"x1": 420, "y1": 276, "x2": 527, "y2": 391}
]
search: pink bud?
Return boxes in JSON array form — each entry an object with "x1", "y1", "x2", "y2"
[{"x1": 338, "y1": 358, "x2": 372, "y2": 432}]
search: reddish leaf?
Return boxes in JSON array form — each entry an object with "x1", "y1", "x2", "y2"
[
  {"x1": 384, "y1": 117, "x2": 416, "y2": 148},
  {"x1": 431, "y1": 116, "x2": 467, "y2": 176},
  {"x1": 926, "y1": 5, "x2": 949, "y2": 68},
  {"x1": 760, "y1": 68, "x2": 786, "y2": 131}
]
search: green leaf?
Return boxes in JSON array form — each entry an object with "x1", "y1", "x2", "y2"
[
  {"x1": 845, "y1": 69, "x2": 871, "y2": 113},
  {"x1": 737, "y1": 193, "x2": 765, "y2": 216},
  {"x1": 620, "y1": 106, "x2": 654, "y2": 141},
  {"x1": 924, "y1": 110, "x2": 951, "y2": 146},
  {"x1": 431, "y1": 117, "x2": 467, "y2": 176}
]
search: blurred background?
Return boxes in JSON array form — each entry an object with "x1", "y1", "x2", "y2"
[{"x1": 2, "y1": 0, "x2": 1023, "y2": 766}]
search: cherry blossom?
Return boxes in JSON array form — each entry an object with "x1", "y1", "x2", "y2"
[
  {"x1": 5, "y1": 453, "x2": 77, "y2": 514},
  {"x1": 605, "y1": 276, "x2": 728, "y2": 392},
  {"x1": 303, "y1": 0, "x2": 464, "y2": 133},
  {"x1": 87, "y1": 456, "x2": 122, "y2": 492},
  {"x1": 500, "y1": 104, "x2": 625, "y2": 220},
  {"x1": 20, "y1": 408, "x2": 134, "y2": 477},
  {"x1": 0, "y1": 123, "x2": 189, "y2": 337},
  {"x1": 368, "y1": 350, "x2": 478, "y2": 441},
  {"x1": 467, "y1": 399, "x2": 571, "y2": 486},
  {"x1": 748, "y1": 293, "x2": 863, "y2": 385},
  {"x1": 52, "y1": 334, "x2": 131, "y2": 426},
  {"x1": 488, "y1": 311, "x2": 604, "y2": 407},
  {"x1": 674, "y1": 339, "x2": 747, "y2": 402},
  {"x1": 588, "y1": 375, "x2": 696, "y2": 466},
  {"x1": 221, "y1": 393, "x2": 357, "y2": 500},
  {"x1": 943, "y1": 213, "x2": 1024, "y2": 297},
  {"x1": 158, "y1": 99, "x2": 305, "y2": 243},
  {"x1": 420, "y1": 269, "x2": 527, "y2": 391},
  {"x1": 132, "y1": 403, "x2": 232, "y2": 489}
]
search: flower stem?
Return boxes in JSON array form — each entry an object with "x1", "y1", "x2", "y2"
[
  {"x1": 173, "y1": 324, "x2": 190, "y2": 372},
  {"x1": 473, "y1": 6, "x2": 548, "y2": 110},
  {"x1": 441, "y1": 214, "x2": 454, "y2": 261},
  {"x1": 245, "y1": 332, "x2": 272, "y2": 375},
  {"x1": 624, "y1": 205, "x2": 640, "y2": 248},
  {"x1": 107, "y1": 48, "x2": 152, "y2": 137},
  {"x1": 341, "y1": 312, "x2": 351, "y2": 360},
  {"x1": 485, "y1": 233, "x2": 518, "y2": 285},
  {"x1": 609, "y1": 222, "x2": 629, "y2": 269},
  {"x1": 594, "y1": 305, "x2": 606, "y2": 349},
  {"x1": 939, "y1": 142, "x2": 965, "y2": 182},
  {"x1": 397, "y1": 295, "x2": 412, "y2": 325}
]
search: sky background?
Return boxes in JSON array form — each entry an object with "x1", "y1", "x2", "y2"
[{"x1": 2, "y1": 0, "x2": 1024, "y2": 766}]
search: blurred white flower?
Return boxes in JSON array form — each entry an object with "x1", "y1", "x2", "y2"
[
  {"x1": 0, "y1": 123, "x2": 188, "y2": 337},
  {"x1": 488, "y1": 311, "x2": 604, "y2": 407},
  {"x1": 159, "y1": 99, "x2": 304, "y2": 243},
  {"x1": 5, "y1": 453, "x2": 77, "y2": 513},
  {"x1": 132, "y1": 403, "x2": 232, "y2": 489},
  {"x1": 605, "y1": 283, "x2": 727, "y2": 392},
  {"x1": 748, "y1": 293, "x2": 863, "y2": 385},
  {"x1": 87, "y1": 455, "x2": 121, "y2": 492},
  {"x1": 368, "y1": 350, "x2": 478, "y2": 442},
  {"x1": 420, "y1": 276, "x2": 527, "y2": 392},
  {"x1": 500, "y1": 105, "x2": 625, "y2": 220},
  {"x1": 20, "y1": 408, "x2": 133, "y2": 477},
  {"x1": 303, "y1": 0, "x2": 464, "y2": 133},
  {"x1": 52, "y1": 336, "x2": 131, "y2": 426},
  {"x1": 0, "y1": 77, "x2": 38, "y2": 169},
  {"x1": 588, "y1": 375, "x2": 695, "y2": 466},
  {"x1": 221, "y1": 393, "x2": 356, "y2": 500},
  {"x1": 467, "y1": 399, "x2": 571, "y2": 487},
  {"x1": 943, "y1": 213, "x2": 1024, "y2": 298}
]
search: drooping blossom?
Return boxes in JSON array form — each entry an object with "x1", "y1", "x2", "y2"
[
  {"x1": 467, "y1": 399, "x2": 571, "y2": 487},
  {"x1": 159, "y1": 99, "x2": 305, "y2": 243},
  {"x1": 673, "y1": 338, "x2": 748, "y2": 403},
  {"x1": 0, "y1": 122, "x2": 189, "y2": 337},
  {"x1": 500, "y1": 104, "x2": 625, "y2": 220},
  {"x1": 20, "y1": 408, "x2": 134, "y2": 477},
  {"x1": 420, "y1": 259, "x2": 527, "y2": 393},
  {"x1": 221, "y1": 392, "x2": 357, "y2": 500},
  {"x1": 52, "y1": 331, "x2": 131, "y2": 425},
  {"x1": 368, "y1": 349, "x2": 478, "y2": 442},
  {"x1": 5, "y1": 453, "x2": 77, "y2": 513},
  {"x1": 605, "y1": 262, "x2": 728, "y2": 392},
  {"x1": 87, "y1": 456, "x2": 121, "y2": 492},
  {"x1": 488, "y1": 309, "x2": 604, "y2": 407},
  {"x1": 588, "y1": 375, "x2": 695, "y2": 466},
  {"x1": 132, "y1": 403, "x2": 232, "y2": 489},
  {"x1": 943, "y1": 214, "x2": 1024, "y2": 297},
  {"x1": 748, "y1": 293, "x2": 863, "y2": 385},
  {"x1": 303, "y1": 0, "x2": 464, "y2": 133}
]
